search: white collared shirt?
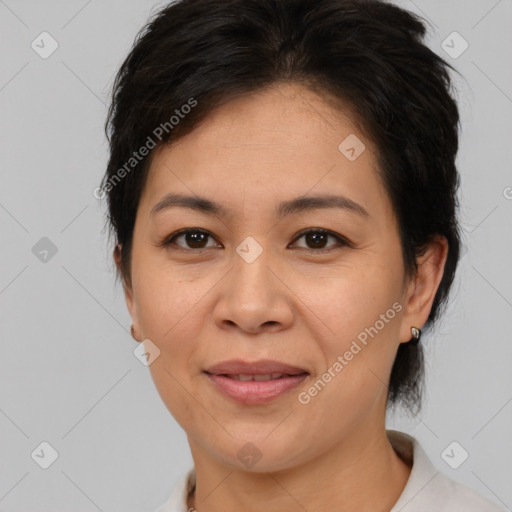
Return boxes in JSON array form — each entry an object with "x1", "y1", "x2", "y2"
[{"x1": 154, "y1": 430, "x2": 506, "y2": 511}]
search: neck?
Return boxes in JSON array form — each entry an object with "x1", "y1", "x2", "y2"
[{"x1": 186, "y1": 426, "x2": 411, "y2": 512}]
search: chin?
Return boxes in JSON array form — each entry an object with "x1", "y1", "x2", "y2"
[{"x1": 207, "y1": 436, "x2": 309, "y2": 474}]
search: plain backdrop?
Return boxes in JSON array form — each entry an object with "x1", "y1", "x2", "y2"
[{"x1": 0, "y1": 0, "x2": 511, "y2": 510}]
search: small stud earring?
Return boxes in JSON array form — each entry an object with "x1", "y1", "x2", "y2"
[
  {"x1": 130, "y1": 324, "x2": 138, "y2": 341},
  {"x1": 410, "y1": 326, "x2": 421, "y2": 345}
]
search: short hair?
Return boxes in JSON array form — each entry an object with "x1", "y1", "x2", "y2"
[{"x1": 101, "y1": 0, "x2": 462, "y2": 414}]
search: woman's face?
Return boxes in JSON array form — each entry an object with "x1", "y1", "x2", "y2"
[{"x1": 121, "y1": 82, "x2": 433, "y2": 472}]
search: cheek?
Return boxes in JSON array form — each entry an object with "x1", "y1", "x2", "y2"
[
  {"x1": 134, "y1": 264, "x2": 204, "y2": 341},
  {"x1": 137, "y1": 275, "x2": 206, "y2": 421},
  {"x1": 300, "y1": 318, "x2": 401, "y2": 437},
  {"x1": 304, "y1": 267, "x2": 400, "y2": 342},
  {"x1": 147, "y1": 360, "x2": 203, "y2": 435},
  {"x1": 305, "y1": 272, "x2": 403, "y2": 399}
]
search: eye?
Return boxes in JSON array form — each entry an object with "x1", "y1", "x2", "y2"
[
  {"x1": 157, "y1": 227, "x2": 351, "y2": 253},
  {"x1": 158, "y1": 228, "x2": 221, "y2": 251},
  {"x1": 289, "y1": 228, "x2": 350, "y2": 254}
]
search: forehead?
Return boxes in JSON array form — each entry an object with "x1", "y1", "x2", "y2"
[{"x1": 138, "y1": 82, "x2": 387, "y2": 220}]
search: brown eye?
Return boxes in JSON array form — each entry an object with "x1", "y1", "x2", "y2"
[
  {"x1": 181, "y1": 230, "x2": 208, "y2": 249},
  {"x1": 161, "y1": 229, "x2": 220, "y2": 250},
  {"x1": 291, "y1": 229, "x2": 350, "y2": 253},
  {"x1": 304, "y1": 231, "x2": 329, "y2": 249},
  {"x1": 159, "y1": 227, "x2": 350, "y2": 253}
]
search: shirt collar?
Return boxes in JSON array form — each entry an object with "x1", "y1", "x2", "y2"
[{"x1": 387, "y1": 430, "x2": 440, "y2": 511}]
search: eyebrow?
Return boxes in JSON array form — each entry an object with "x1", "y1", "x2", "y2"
[{"x1": 150, "y1": 193, "x2": 369, "y2": 218}]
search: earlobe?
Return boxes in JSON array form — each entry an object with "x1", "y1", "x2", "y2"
[
  {"x1": 113, "y1": 243, "x2": 123, "y2": 270},
  {"x1": 399, "y1": 236, "x2": 449, "y2": 343}
]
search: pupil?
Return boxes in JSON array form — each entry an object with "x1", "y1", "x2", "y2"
[
  {"x1": 184, "y1": 231, "x2": 328, "y2": 250},
  {"x1": 306, "y1": 231, "x2": 327, "y2": 248},
  {"x1": 187, "y1": 231, "x2": 207, "y2": 248}
]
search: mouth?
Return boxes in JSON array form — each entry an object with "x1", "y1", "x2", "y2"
[
  {"x1": 216, "y1": 373, "x2": 302, "y2": 381},
  {"x1": 204, "y1": 360, "x2": 309, "y2": 404}
]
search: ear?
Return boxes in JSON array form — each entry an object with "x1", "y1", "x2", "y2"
[
  {"x1": 398, "y1": 235, "x2": 449, "y2": 344},
  {"x1": 113, "y1": 244, "x2": 137, "y2": 322}
]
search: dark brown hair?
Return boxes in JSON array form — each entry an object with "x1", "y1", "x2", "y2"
[{"x1": 101, "y1": 0, "x2": 462, "y2": 413}]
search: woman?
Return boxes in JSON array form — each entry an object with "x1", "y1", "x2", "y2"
[{"x1": 100, "y1": 0, "x2": 505, "y2": 510}]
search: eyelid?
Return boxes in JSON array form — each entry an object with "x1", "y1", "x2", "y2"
[
  {"x1": 158, "y1": 227, "x2": 352, "y2": 252},
  {"x1": 289, "y1": 228, "x2": 352, "y2": 252},
  {"x1": 156, "y1": 228, "x2": 220, "y2": 250}
]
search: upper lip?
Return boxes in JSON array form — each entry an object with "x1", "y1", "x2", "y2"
[{"x1": 204, "y1": 359, "x2": 309, "y2": 376}]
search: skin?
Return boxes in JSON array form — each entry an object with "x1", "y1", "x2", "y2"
[{"x1": 115, "y1": 82, "x2": 448, "y2": 512}]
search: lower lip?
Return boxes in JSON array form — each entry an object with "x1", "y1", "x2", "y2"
[{"x1": 205, "y1": 373, "x2": 308, "y2": 405}]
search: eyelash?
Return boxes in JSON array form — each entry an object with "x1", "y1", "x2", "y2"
[{"x1": 157, "y1": 228, "x2": 352, "y2": 255}]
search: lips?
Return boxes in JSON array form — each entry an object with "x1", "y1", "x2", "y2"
[
  {"x1": 224, "y1": 373, "x2": 290, "y2": 381},
  {"x1": 205, "y1": 359, "x2": 308, "y2": 376},
  {"x1": 204, "y1": 359, "x2": 309, "y2": 404}
]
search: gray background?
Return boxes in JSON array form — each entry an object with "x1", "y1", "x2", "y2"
[{"x1": 0, "y1": 0, "x2": 511, "y2": 510}]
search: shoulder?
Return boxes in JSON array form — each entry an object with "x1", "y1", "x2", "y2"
[
  {"x1": 427, "y1": 472, "x2": 506, "y2": 512},
  {"x1": 387, "y1": 430, "x2": 506, "y2": 512},
  {"x1": 153, "y1": 468, "x2": 195, "y2": 512}
]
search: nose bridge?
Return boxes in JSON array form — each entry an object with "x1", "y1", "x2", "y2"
[
  {"x1": 231, "y1": 235, "x2": 277, "y2": 304},
  {"x1": 215, "y1": 236, "x2": 293, "y2": 332}
]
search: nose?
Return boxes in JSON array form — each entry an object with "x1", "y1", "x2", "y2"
[{"x1": 213, "y1": 245, "x2": 294, "y2": 334}]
